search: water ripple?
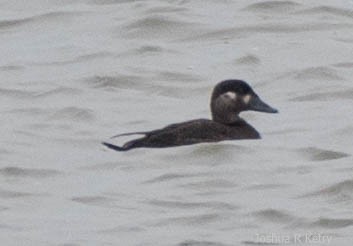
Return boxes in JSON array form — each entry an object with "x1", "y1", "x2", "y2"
[
  {"x1": 0, "y1": 11, "x2": 84, "y2": 30},
  {"x1": 143, "y1": 172, "x2": 201, "y2": 184},
  {"x1": 251, "y1": 209, "x2": 297, "y2": 224},
  {"x1": 243, "y1": 1, "x2": 300, "y2": 13},
  {"x1": 311, "y1": 217, "x2": 353, "y2": 229},
  {"x1": 146, "y1": 6, "x2": 188, "y2": 15},
  {"x1": 148, "y1": 199, "x2": 237, "y2": 211},
  {"x1": 290, "y1": 89, "x2": 353, "y2": 102},
  {"x1": 293, "y1": 66, "x2": 344, "y2": 81},
  {"x1": 89, "y1": 0, "x2": 144, "y2": 5},
  {"x1": 180, "y1": 23, "x2": 353, "y2": 41},
  {"x1": 302, "y1": 179, "x2": 353, "y2": 202},
  {"x1": 71, "y1": 195, "x2": 116, "y2": 207},
  {"x1": 296, "y1": 6, "x2": 353, "y2": 19},
  {"x1": 49, "y1": 107, "x2": 95, "y2": 122},
  {"x1": 296, "y1": 147, "x2": 349, "y2": 161},
  {"x1": 0, "y1": 88, "x2": 34, "y2": 99},
  {"x1": 0, "y1": 166, "x2": 61, "y2": 178},
  {"x1": 235, "y1": 55, "x2": 261, "y2": 66},
  {"x1": 0, "y1": 189, "x2": 34, "y2": 199},
  {"x1": 178, "y1": 240, "x2": 230, "y2": 246},
  {"x1": 0, "y1": 65, "x2": 24, "y2": 71},
  {"x1": 86, "y1": 75, "x2": 144, "y2": 90},
  {"x1": 122, "y1": 15, "x2": 203, "y2": 39},
  {"x1": 154, "y1": 213, "x2": 222, "y2": 226}
]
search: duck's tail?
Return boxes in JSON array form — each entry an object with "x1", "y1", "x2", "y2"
[
  {"x1": 102, "y1": 142, "x2": 126, "y2": 151},
  {"x1": 103, "y1": 131, "x2": 148, "y2": 151}
]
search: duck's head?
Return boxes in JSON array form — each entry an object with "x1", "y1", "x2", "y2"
[{"x1": 210, "y1": 80, "x2": 278, "y2": 124}]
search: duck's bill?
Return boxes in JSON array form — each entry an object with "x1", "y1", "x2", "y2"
[{"x1": 248, "y1": 96, "x2": 278, "y2": 113}]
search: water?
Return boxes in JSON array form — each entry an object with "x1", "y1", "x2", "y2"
[{"x1": 1, "y1": 0, "x2": 353, "y2": 245}]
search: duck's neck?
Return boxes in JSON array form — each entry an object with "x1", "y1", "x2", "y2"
[{"x1": 212, "y1": 112, "x2": 242, "y2": 125}]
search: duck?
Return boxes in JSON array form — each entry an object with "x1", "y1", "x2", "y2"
[{"x1": 102, "y1": 79, "x2": 278, "y2": 151}]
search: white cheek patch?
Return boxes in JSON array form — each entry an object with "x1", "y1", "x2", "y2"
[
  {"x1": 224, "y1": 91, "x2": 237, "y2": 100},
  {"x1": 243, "y1": 94, "x2": 252, "y2": 104}
]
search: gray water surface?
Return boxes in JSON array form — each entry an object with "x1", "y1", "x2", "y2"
[{"x1": 1, "y1": 0, "x2": 353, "y2": 245}]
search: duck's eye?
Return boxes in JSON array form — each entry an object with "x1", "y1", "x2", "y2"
[
  {"x1": 243, "y1": 94, "x2": 252, "y2": 104},
  {"x1": 224, "y1": 91, "x2": 237, "y2": 100}
]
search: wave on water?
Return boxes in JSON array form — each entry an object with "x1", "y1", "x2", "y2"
[
  {"x1": 251, "y1": 209, "x2": 297, "y2": 224},
  {"x1": 291, "y1": 89, "x2": 353, "y2": 102},
  {"x1": 143, "y1": 172, "x2": 201, "y2": 184},
  {"x1": 177, "y1": 240, "x2": 230, "y2": 246},
  {"x1": 0, "y1": 11, "x2": 84, "y2": 30},
  {"x1": 301, "y1": 179, "x2": 353, "y2": 202},
  {"x1": 147, "y1": 199, "x2": 237, "y2": 211},
  {"x1": 86, "y1": 75, "x2": 144, "y2": 90},
  {"x1": 251, "y1": 208, "x2": 353, "y2": 230},
  {"x1": 295, "y1": 6, "x2": 353, "y2": 19},
  {"x1": 154, "y1": 212, "x2": 222, "y2": 226},
  {"x1": 0, "y1": 65, "x2": 24, "y2": 71},
  {"x1": 293, "y1": 66, "x2": 344, "y2": 81},
  {"x1": 88, "y1": 0, "x2": 144, "y2": 5},
  {"x1": 243, "y1": 1, "x2": 301, "y2": 13},
  {"x1": 49, "y1": 107, "x2": 96, "y2": 122},
  {"x1": 0, "y1": 189, "x2": 35, "y2": 199},
  {"x1": 121, "y1": 15, "x2": 205, "y2": 39},
  {"x1": 0, "y1": 166, "x2": 61, "y2": 178},
  {"x1": 310, "y1": 218, "x2": 353, "y2": 229},
  {"x1": 234, "y1": 54, "x2": 261, "y2": 66},
  {"x1": 71, "y1": 195, "x2": 119, "y2": 208},
  {"x1": 179, "y1": 22, "x2": 353, "y2": 41},
  {"x1": 296, "y1": 147, "x2": 349, "y2": 161}
]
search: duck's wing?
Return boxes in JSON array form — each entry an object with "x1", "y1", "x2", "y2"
[
  {"x1": 124, "y1": 119, "x2": 219, "y2": 148},
  {"x1": 110, "y1": 131, "x2": 148, "y2": 139},
  {"x1": 102, "y1": 119, "x2": 212, "y2": 151}
]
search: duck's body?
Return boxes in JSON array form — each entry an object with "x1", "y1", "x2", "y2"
[
  {"x1": 103, "y1": 80, "x2": 278, "y2": 151},
  {"x1": 103, "y1": 119, "x2": 260, "y2": 151}
]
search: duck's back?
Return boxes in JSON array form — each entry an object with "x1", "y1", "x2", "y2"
[{"x1": 121, "y1": 119, "x2": 260, "y2": 150}]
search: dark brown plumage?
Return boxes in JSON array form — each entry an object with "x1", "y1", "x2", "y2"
[{"x1": 103, "y1": 80, "x2": 278, "y2": 151}]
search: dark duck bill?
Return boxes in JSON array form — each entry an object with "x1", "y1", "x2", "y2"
[
  {"x1": 103, "y1": 79, "x2": 278, "y2": 151},
  {"x1": 247, "y1": 95, "x2": 278, "y2": 113}
]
